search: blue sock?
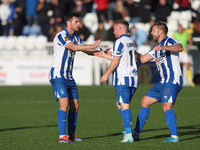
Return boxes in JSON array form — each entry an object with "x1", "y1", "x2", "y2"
[
  {"x1": 57, "y1": 109, "x2": 67, "y2": 135},
  {"x1": 68, "y1": 110, "x2": 78, "y2": 136},
  {"x1": 165, "y1": 110, "x2": 178, "y2": 136},
  {"x1": 121, "y1": 109, "x2": 132, "y2": 134},
  {"x1": 134, "y1": 107, "x2": 149, "y2": 134}
]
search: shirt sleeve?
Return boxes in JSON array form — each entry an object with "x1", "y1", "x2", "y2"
[
  {"x1": 112, "y1": 41, "x2": 123, "y2": 57},
  {"x1": 56, "y1": 34, "x2": 72, "y2": 47},
  {"x1": 148, "y1": 49, "x2": 155, "y2": 58}
]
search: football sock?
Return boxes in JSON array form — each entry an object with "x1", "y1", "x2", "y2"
[
  {"x1": 121, "y1": 109, "x2": 132, "y2": 134},
  {"x1": 165, "y1": 109, "x2": 178, "y2": 136},
  {"x1": 57, "y1": 109, "x2": 67, "y2": 136},
  {"x1": 68, "y1": 110, "x2": 78, "y2": 136},
  {"x1": 134, "y1": 107, "x2": 149, "y2": 134}
]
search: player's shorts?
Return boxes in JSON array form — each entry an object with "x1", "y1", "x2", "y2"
[
  {"x1": 49, "y1": 78, "x2": 78, "y2": 101},
  {"x1": 145, "y1": 82, "x2": 182, "y2": 105},
  {"x1": 115, "y1": 85, "x2": 137, "y2": 104},
  {"x1": 180, "y1": 52, "x2": 190, "y2": 63}
]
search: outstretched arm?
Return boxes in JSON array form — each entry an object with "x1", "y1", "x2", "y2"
[
  {"x1": 66, "y1": 39, "x2": 101, "y2": 51},
  {"x1": 152, "y1": 43, "x2": 183, "y2": 52},
  {"x1": 136, "y1": 52, "x2": 153, "y2": 64},
  {"x1": 94, "y1": 48, "x2": 113, "y2": 60},
  {"x1": 101, "y1": 56, "x2": 120, "y2": 83}
]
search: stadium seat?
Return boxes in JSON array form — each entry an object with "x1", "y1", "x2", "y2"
[
  {"x1": 83, "y1": 13, "x2": 98, "y2": 33},
  {"x1": 191, "y1": 0, "x2": 200, "y2": 10},
  {"x1": 169, "y1": 11, "x2": 180, "y2": 20},
  {"x1": 179, "y1": 11, "x2": 192, "y2": 21},
  {"x1": 179, "y1": 19, "x2": 190, "y2": 29}
]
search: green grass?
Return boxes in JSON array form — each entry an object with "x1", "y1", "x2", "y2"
[{"x1": 0, "y1": 85, "x2": 200, "y2": 150}]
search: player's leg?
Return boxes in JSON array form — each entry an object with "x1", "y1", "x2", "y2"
[
  {"x1": 116, "y1": 101, "x2": 126, "y2": 135},
  {"x1": 116, "y1": 86, "x2": 136, "y2": 142},
  {"x1": 58, "y1": 97, "x2": 69, "y2": 138},
  {"x1": 134, "y1": 96, "x2": 157, "y2": 136},
  {"x1": 133, "y1": 83, "x2": 161, "y2": 140},
  {"x1": 162, "y1": 83, "x2": 182, "y2": 142},
  {"x1": 50, "y1": 78, "x2": 73, "y2": 143},
  {"x1": 67, "y1": 85, "x2": 83, "y2": 142}
]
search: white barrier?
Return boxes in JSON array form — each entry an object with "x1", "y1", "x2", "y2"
[{"x1": 0, "y1": 37, "x2": 113, "y2": 86}]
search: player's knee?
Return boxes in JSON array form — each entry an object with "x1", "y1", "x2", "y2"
[
  {"x1": 59, "y1": 104, "x2": 68, "y2": 112},
  {"x1": 162, "y1": 103, "x2": 173, "y2": 112}
]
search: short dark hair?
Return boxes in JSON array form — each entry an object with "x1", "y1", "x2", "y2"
[
  {"x1": 152, "y1": 21, "x2": 168, "y2": 34},
  {"x1": 64, "y1": 12, "x2": 79, "y2": 24},
  {"x1": 115, "y1": 19, "x2": 129, "y2": 30}
]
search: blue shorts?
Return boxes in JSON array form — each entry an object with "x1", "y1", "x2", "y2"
[
  {"x1": 49, "y1": 78, "x2": 78, "y2": 101},
  {"x1": 115, "y1": 85, "x2": 137, "y2": 104},
  {"x1": 145, "y1": 82, "x2": 182, "y2": 105}
]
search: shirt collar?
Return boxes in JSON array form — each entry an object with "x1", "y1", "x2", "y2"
[
  {"x1": 64, "y1": 28, "x2": 74, "y2": 39},
  {"x1": 160, "y1": 36, "x2": 168, "y2": 44},
  {"x1": 119, "y1": 34, "x2": 130, "y2": 38}
]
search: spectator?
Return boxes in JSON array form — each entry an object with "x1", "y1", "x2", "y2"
[
  {"x1": 50, "y1": 23, "x2": 63, "y2": 41},
  {"x1": 52, "y1": 0, "x2": 75, "y2": 26},
  {"x1": 74, "y1": 19, "x2": 91, "y2": 41},
  {"x1": 130, "y1": 26, "x2": 147, "y2": 47},
  {"x1": 94, "y1": 22, "x2": 108, "y2": 41},
  {"x1": 172, "y1": 24, "x2": 195, "y2": 86},
  {"x1": 94, "y1": 0, "x2": 109, "y2": 23},
  {"x1": 145, "y1": 16, "x2": 157, "y2": 48},
  {"x1": 83, "y1": 0, "x2": 93, "y2": 12},
  {"x1": 36, "y1": 0, "x2": 54, "y2": 41},
  {"x1": 108, "y1": 0, "x2": 117, "y2": 21},
  {"x1": 72, "y1": 0, "x2": 87, "y2": 18},
  {"x1": 0, "y1": 0, "x2": 17, "y2": 36},
  {"x1": 175, "y1": 0, "x2": 191, "y2": 11},
  {"x1": 106, "y1": 19, "x2": 116, "y2": 41},
  {"x1": 192, "y1": 15, "x2": 200, "y2": 49},
  {"x1": 126, "y1": 0, "x2": 141, "y2": 23},
  {"x1": 13, "y1": 0, "x2": 26, "y2": 36},
  {"x1": 139, "y1": 0, "x2": 152, "y2": 23},
  {"x1": 115, "y1": 0, "x2": 129, "y2": 21},
  {"x1": 25, "y1": 0, "x2": 39, "y2": 25},
  {"x1": 155, "y1": 0, "x2": 172, "y2": 22}
]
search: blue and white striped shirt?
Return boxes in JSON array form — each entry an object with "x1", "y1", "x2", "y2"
[
  {"x1": 112, "y1": 34, "x2": 138, "y2": 87},
  {"x1": 49, "y1": 28, "x2": 84, "y2": 80},
  {"x1": 148, "y1": 36, "x2": 183, "y2": 85}
]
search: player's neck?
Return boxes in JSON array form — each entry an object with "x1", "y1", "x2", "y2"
[{"x1": 65, "y1": 27, "x2": 74, "y2": 36}]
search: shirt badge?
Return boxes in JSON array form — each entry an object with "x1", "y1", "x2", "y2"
[{"x1": 65, "y1": 36, "x2": 69, "y2": 41}]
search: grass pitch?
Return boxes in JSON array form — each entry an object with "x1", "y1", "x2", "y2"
[{"x1": 0, "y1": 84, "x2": 200, "y2": 150}]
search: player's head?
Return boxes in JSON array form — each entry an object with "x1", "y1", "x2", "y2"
[
  {"x1": 151, "y1": 21, "x2": 168, "y2": 42},
  {"x1": 64, "y1": 12, "x2": 80, "y2": 32},
  {"x1": 113, "y1": 19, "x2": 129, "y2": 38}
]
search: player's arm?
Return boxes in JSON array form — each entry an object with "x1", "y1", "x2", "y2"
[
  {"x1": 83, "y1": 48, "x2": 112, "y2": 56},
  {"x1": 94, "y1": 49, "x2": 113, "y2": 60},
  {"x1": 66, "y1": 39, "x2": 101, "y2": 51},
  {"x1": 152, "y1": 43, "x2": 183, "y2": 52},
  {"x1": 101, "y1": 56, "x2": 120, "y2": 83},
  {"x1": 136, "y1": 52, "x2": 153, "y2": 64}
]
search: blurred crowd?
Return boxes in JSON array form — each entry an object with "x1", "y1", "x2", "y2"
[{"x1": 0, "y1": 0, "x2": 200, "y2": 44}]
